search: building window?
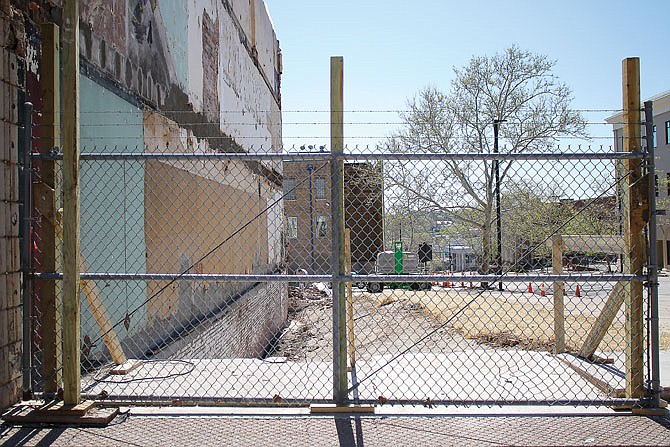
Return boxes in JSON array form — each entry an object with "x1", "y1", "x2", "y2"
[
  {"x1": 653, "y1": 125, "x2": 657, "y2": 148},
  {"x1": 287, "y1": 216, "x2": 297, "y2": 238},
  {"x1": 284, "y1": 179, "x2": 296, "y2": 200},
  {"x1": 315, "y1": 177, "x2": 326, "y2": 200},
  {"x1": 316, "y1": 216, "x2": 328, "y2": 238},
  {"x1": 666, "y1": 121, "x2": 670, "y2": 145},
  {"x1": 655, "y1": 174, "x2": 659, "y2": 197}
]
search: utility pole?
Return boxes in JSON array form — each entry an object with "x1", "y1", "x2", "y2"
[
  {"x1": 62, "y1": 0, "x2": 81, "y2": 406},
  {"x1": 493, "y1": 119, "x2": 505, "y2": 291}
]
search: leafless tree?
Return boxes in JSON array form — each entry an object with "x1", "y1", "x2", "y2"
[{"x1": 385, "y1": 46, "x2": 587, "y2": 272}]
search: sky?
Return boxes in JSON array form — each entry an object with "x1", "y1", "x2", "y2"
[{"x1": 263, "y1": 0, "x2": 670, "y2": 151}]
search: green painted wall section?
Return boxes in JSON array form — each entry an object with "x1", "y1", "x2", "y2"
[{"x1": 157, "y1": 0, "x2": 189, "y2": 89}]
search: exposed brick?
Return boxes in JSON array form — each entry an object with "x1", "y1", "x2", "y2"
[
  {"x1": 4, "y1": 305, "x2": 21, "y2": 344},
  {"x1": 8, "y1": 122, "x2": 18, "y2": 164},
  {"x1": 202, "y1": 12, "x2": 220, "y2": 122},
  {"x1": 6, "y1": 273, "x2": 20, "y2": 310},
  {"x1": 0, "y1": 379, "x2": 21, "y2": 410},
  {"x1": 0, "y1": 273, "x2": 5, "y2": 309},
  {"x1": 0, "y1": 342, "x2": 22, "y2": 385},
  {"x1": 7, "y1": 236, "x2": 19, "y2": 272},
  {"x1": 1, "y1": 163, "x2": 18, "y2": 203},
  {"x1": 4, "y1": 202, "x2": 18, "y2": 238}
]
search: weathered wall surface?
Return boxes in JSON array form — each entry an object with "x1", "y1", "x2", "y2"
[
  {"x1": 79, "y1": 76, "x2": 148, "y2": 344},
  {"x1": 80, "y1": 0, "x2": 283, "y2": 153},
  {"x1": 0, "y1": 1, "x2": 23, "y2": 409},
  {"x1": 1, "y1": 0, "x2": 285, "y2": 388}
]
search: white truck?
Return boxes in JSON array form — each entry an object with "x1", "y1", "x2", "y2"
[{"x1": 365, "y1": 242, "x2": 431, "y2": 293}]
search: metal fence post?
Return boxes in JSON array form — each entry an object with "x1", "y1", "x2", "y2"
[
  {"x1": 330, "y1": 56, "x2": 347, "y2": 404},
  {"x1": 644, "y1": 100, "x2": 661, "y2": 407},
  {"x1": 20, "y1": 102, "x2": 34, "y2": 399}
]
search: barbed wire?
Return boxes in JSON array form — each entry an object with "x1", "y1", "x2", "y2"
[
  {"x1": 33, "y1": 143, "x2": 626, "y2": 153},
  {"x1": 30, "y1": 121, "x2": 639, "y2": 127},
  {"x1": 31, "y1": 108, "x2": 630, "y2": 115}
]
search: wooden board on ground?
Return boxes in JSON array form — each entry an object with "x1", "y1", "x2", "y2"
[
  {"x1": 2, "y1": 401, "x2": 119, "y2": 426},
  {"x1": 310, "y1": 404, "x2": 375, "y2": 414},
  {"x1": 578, "y1": 281, "x2": 626, "y2": 359},
  {"x1": 3, "y1": 405, "x2": 119, "y2": 426}
]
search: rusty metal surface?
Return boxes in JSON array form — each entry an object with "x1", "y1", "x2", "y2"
[{"x1": 2, "y1": 413, "x2": 670, "y2": 447}]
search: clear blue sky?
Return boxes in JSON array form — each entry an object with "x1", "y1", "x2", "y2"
[{"x1": 264, "y1": 0, "x2": 670, "y2": 150}]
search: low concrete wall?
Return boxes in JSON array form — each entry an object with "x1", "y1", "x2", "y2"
[{"x1": 152, "y1": 282, "x2": 288, "y2": 359}]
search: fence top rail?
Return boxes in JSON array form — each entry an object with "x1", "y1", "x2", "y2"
[
  {"x1": 33, "y1": 272, "x2": 645, "y2": 282},
  {"x1": 32, "y1": 151, "x2": 646, "y2": 162}
]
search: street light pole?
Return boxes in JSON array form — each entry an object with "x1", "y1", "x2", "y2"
[
  {"x1": 307, "y1": 163, "x2": 315, "y2": 274},
  {"x1": 493, "y1": 119, "x2": 505, "y2": 291}
]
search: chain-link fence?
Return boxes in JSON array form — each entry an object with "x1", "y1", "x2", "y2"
[{"x1": 26, "y1": 139, "x2": 659, "y2": 407}]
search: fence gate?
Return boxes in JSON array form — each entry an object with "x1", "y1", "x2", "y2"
[{"x1": 25, "y1": 114, "x2": 660, "y2": 409}]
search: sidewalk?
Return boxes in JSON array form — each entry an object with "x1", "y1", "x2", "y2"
[{"x1": 2, "y1": 407, "x2": 669, "y2": 447}]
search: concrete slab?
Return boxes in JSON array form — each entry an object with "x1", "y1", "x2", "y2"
[{"x1": 81, "y1": 349, "x2": 610, "y2": 404}]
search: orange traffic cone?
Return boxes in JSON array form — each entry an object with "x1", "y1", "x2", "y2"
[
  {"x1": 527, "y1": 282, "x2": 533, "y2": 293},
  {"x1": 540, "y1": 283, "x2": 546, "y2": 297},
  {"x1": 575, "y1": 284, "x2": 581, "y2": 297}
]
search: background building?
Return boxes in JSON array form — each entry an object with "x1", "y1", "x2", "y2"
[
  {"x1": 607, "y1": 90, "x2": 670, "y2": 269},
  {"x1": 283, "y1": 156, "x2": 384, "y2": 274}
]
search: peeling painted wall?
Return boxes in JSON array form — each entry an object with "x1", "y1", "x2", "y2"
[
  {"x1": 79, "y1": 0, "x2": 282, "y2": 152},
  {"x1": 7, "y1": 0, "x2": 285, "y2": 367},
  {"x1": 79, "y1": 76, "x2": 148, "y2": 345}
]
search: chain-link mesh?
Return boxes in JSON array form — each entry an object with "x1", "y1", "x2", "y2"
[{"x1": 27, "y1": 147, "x2": 654, "y2": 406}]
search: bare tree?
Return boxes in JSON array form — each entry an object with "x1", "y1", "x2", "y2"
[{"x1": 385, "y1": 46, "x2": 586, "y2": 272}]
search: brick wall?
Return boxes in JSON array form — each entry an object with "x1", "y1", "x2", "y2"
[
  {"x1": 283, "y1": 158, "x2": 384, "y2": 275},
  {"x1": 152, "y1": 282, "x2": 288, "y2": 359},
  {"x1": 0, "y1": 4, "x2": 23, "y2": 409}
]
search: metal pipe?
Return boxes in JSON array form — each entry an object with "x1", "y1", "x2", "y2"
[
  {"x1": 20, "y1": 102, "x2": 34, "y2": 399},
  {"x1": 307, "y1": 164, "x2": 315, "y2": 274},
  {"x1": 32, "y1": 272, "x2": 645, "y2": 283},
  {"x1": 644, "y1": 100, "x2": 661, "y2": 406},
  {"x1": 493, "y1": 119, "x2": 505, "y2": 290}
]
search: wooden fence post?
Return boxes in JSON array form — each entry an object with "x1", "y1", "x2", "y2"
[
  {"x1": 622, "y1": 57, "x2": 645, "y2": 398},
  {"x1": 62, "y1": 0, "x2": 81, "y2": 406}
]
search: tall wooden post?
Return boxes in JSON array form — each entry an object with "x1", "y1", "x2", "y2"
[
  {"x1": 622, "y1": 57, "x2": 645, "y2": 398},
  {"x1": 37, "y1": 22, "x2": 62, "y2": 396},
  {"x1": 62, "y1": 0, "x2": 81, "y2": 405},
  {"x1": 330, "y1": 56, "x2": 347, "y2": 403}
]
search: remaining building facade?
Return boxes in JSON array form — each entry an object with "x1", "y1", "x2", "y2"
[
  {"x1": 607, "y1": 90, "x2": 670, "y2": 269},
  {"x1": 283, "y1": 156, "x2": 384, "y2": 275},
  {"x1": 1, "y1": 0, "x2": 286, "y2": 408}
]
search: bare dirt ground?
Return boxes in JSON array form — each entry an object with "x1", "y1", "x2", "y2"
[
  {"x1": 272, "y1": 281, "x2": 656, "y2": 362},
  {"x1": 272, "y1": 286, "x2": 478, "y2": 362}
]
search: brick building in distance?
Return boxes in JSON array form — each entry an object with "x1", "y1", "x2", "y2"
[{"x1": 283, "y1": 155, "x2": 384, "y2": 274}]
